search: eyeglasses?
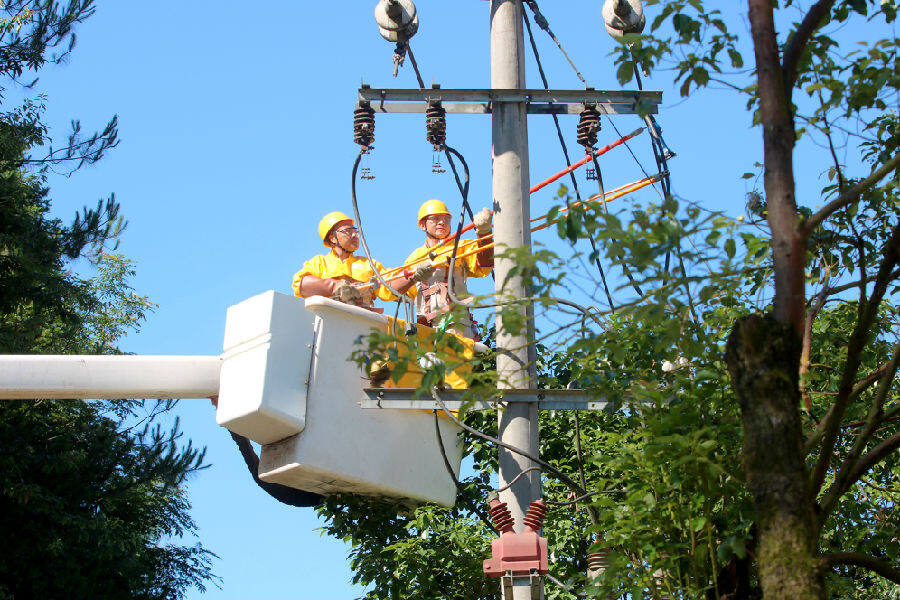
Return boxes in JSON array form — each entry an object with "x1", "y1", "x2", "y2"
[
  {"x1": 334, "y1": 226, "x2": 359, "y2": 236},
  {"x1": 425, "y1": 215, "x2": 451, "y2": 223}
]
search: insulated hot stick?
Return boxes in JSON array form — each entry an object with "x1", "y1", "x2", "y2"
[
  {"x1": 530, "y1": 126, "x2": 643, "y2": 193},
  {"x1": 442, "y1": 127, "x2": 645, "y2": 244},
  {"x1": 374, "y1": 172, "x2": 664, "y2": 282}
]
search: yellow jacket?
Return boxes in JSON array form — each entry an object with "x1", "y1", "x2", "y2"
[
  {"x1": 292, "y1": 251, "x2": 396, "y2": 301},
  {"x1": 403, "y1": 239, "x2": 493, "y2": 299}
]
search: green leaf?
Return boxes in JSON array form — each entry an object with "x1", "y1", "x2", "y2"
[
  {"x1": 724, "y1": 238, "x2": 736, "y2": 259},
  {"x1": 693, "y1": 66, "x2": 710, "y2": 87},
  {"x1": 617, "y1": 61, "x2": 634, "y2": 85}
]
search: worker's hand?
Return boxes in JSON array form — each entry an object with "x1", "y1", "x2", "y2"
[
  {"x1": 410, "y1": 261, "x2": 437, "y2": 284},
  {"x1": 473, "y1": 207, "x2": 493, "y2": 235},
  {"x1": 333, "y1": 280, "x2": 362, "y2": 304}
]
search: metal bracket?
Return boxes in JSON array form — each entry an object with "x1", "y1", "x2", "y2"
[
  {"x1": 359, "y1": 388, "x2": 656, "y2": 411},
  {"x1": 500, "y1": 571, "x2": 543, "y2": 600},
  {"x1": 359, "y1": 85, "x2": 661, "y2": 116}
]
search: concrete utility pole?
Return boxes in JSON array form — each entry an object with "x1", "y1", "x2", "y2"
[{"x1": 491, "y1": 1, "x2": 540, "y2": 598}]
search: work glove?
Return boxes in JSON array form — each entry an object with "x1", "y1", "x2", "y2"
[
  {"x1": 473, "y1": 207, "x2": 493, "y2": 235},
  {"x1": 333, "y1": 280, "x2": 362, "y2": 304},
  {"x1": 358, "y1": 284, "x2": 374, "y2": 305},
  {"x1": 410, "y1": 261, "x2": 437, "y2": 284}
]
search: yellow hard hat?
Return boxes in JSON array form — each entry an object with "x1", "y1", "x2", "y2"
[
  {"x1": 418, "y1": 199, "x2": 451, "y2": 224},
  {"x1": 318, "y1": 211, "x2": 354, "y2": 247}
]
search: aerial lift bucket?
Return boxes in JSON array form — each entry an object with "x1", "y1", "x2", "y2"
[{"x1": 215, "y1": 291, "x2": 476, "y2": 507}]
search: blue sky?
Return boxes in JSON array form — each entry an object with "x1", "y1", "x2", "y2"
[{"x1": 23, "y1": 1, "x2": 876, "y2": 597}]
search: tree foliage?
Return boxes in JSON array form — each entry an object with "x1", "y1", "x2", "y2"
[{"x1": 0, "y1": 2, "x2": 217, "y2": 598}]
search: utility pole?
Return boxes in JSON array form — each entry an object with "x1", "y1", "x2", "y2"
[{"x1": 491, "y1": 1, "x2": 540, "y2": 599}]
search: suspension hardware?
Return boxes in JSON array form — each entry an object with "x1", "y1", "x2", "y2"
[
  {"x1": 576, "y1": 103, "x2": 602, "y2": 151},
  {"x1": 375, "y1": 0, "x2": 419, "y2": 76},
  {"x1": 392, "y1": 41, "x2": 408, "y2": 77},
  {"x1": 648, "y1": 115, "x2": 676, "y2": 161},
  {"x1": 353, "y1": 101, "x2": 376, "y2": 150},
  {"x1": 431, "y1": 153, "x2": 445, "y2": 174}
]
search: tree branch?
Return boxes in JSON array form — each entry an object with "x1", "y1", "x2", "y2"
[
  {"x1": 811, "y1": 222, "x2": 900, "y2": 493},
  {"x1": 801, "y1": 272, "x2": 830, "y2": 410},
  {"x1": 824, "y1": 268, "x2": 900, "y2": 298},
  {"x1": 822, "y1": 552, "x2": 900, "y2": 585},
  {"x1": 803, "y1": 153, "x2": 900, "y2": 236},
  {"x1": 843, "y1": 431, "x2": 900, "y2": 493},
  {"x1": 851, "y1": 361, "x2": 893, "y2": 400},
  {"x1": 820, "y1": 340, "x2": 900, "y2": 518},
  {"x1": 781, "y1": 0, "x2": 836, "y2": 95}
]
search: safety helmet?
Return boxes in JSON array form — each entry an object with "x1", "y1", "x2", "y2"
[
  {"x1": 318, "y1": 211, "x2": 355, "y2": 247},
  {"x1": 417, "y1": 199, "x2": 451, "y2": 224}
]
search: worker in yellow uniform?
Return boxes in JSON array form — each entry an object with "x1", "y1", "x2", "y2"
[
  {"x1": 404, "y1": 200, "x2": 493, "y2": 340},
  {"x1": 293, "y1": 211, "x2": 434, "y2": 309}
]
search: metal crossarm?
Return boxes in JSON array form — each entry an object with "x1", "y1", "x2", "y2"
[
  {"x1": 358, "y1": 85, "x2": 662, "y2": 115},
  {"x1": 360, "y1": 388, "x2": 652, "y2": 411}
]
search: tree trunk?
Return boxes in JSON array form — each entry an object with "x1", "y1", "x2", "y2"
[
  {"x1": 726, "y1": 315, "x2": 824, "y2": 600},
  {"x1": 747, "y1": 0, "x2": 806, "y2": 334}
]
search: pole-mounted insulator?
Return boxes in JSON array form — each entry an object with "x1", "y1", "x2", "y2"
[
  {"x1": 353, "y1": 101, "x2": 376, "y2": 149},
  {"x1": 374, "y1": 0, "x2": 419, "y2": 43},
  {"x1": 522, "y1": 500, "x2": 547, "y2": 532},
  {"x1": 602, "y1": 0, "x2": 645, "y2": 40},
  {"x1": 487, "y1": 496, "x2": 515, "y2": 533},
  {"x1": 425, "y1": 100, "x2": 446, "y2": 150},
  {"x1": 587, "y1": 549, "x2": 611, "y2": 579},
  {"x1": 576, "y1": 103, "x2": 602, "y2": 151}
]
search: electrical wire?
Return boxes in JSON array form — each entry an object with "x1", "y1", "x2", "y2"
[
  {"x1": 542, "y1": 491, "x2": 597, "y2": 506},
  {"x1": 406, "y1": 42, "x2": 425, "y2": 88},
  {"x1": 441, "y1": 144, "x2": 481, "y2": 333},
  {"x1": 351, "y1": 148, "x2": 417, "y2": 330},
  {"x1": 523, "y1": 0, "x2": 667, "y2": 203},
  {"x1": 523, "y1": 8, "x2": 616, "y2": 310},
  {"x1": 430, "y1": 387, "x2": 589, "y2": 497},
  {"x1": 523, "y1": 7, "x2": 646, "y2": 299},
  {"x1": 432, "y1": 410, "x2": 497, "y2": 533},
  {"x1": 496, "y1": 466, "x2": 543, "y2": 492},
  {"x1": 522, "y1": 0, "x2": 587, "y2": 85},
  {"x1": 544, "y1": 572, "x2": 587, "y2": 598}
]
